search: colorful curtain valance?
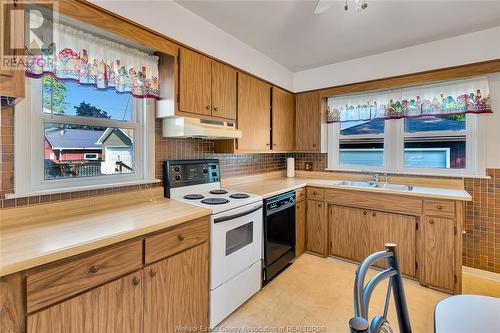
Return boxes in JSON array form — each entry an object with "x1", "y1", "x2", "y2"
[
  {"x1": 326, "y1": 77, "x2": 492, "y2": 123},
  {"x1": 25, "y1": 19, "x2": 160, "y2": 99}
]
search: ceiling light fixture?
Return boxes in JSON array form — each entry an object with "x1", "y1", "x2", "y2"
[{"x1": 314, "y1": 0, "x2": 368, "y2": 14}]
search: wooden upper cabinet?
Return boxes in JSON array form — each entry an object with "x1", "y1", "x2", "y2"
[
  {"x1": 144, "y1": 243, "x2": 209, "y2": 333},
  {"x1": 27, "y1": 271, "x2": 143, "y2": 333},
  {"x1": 178, "y1": 48, "x2": 237, "y2": 120},
  {"x1": 272, "y1": 87, "x2": 295, "y2": 151},
  {"x1": 237, "y1": 73, "x2": 271, "y2": 151},
  {"x1": 211, "y1": 61, "x2": 237, "y2": 120},
  {"x1": 0, "y1": 0, "x2": 25, "y2": 100},
  {"x1": 295, "y1": 91, "x2": 321, "y2": 151},
  {"x1": 178, "y1": 48, "x2": 212, "y2": 116}
]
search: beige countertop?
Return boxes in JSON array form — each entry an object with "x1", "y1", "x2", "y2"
[
  {"x1": 0, "y1": 189, "x2": 211, "y2": 277},
  {"x1": 225, "y1": 176, "x2": 472, "y2": 201}
]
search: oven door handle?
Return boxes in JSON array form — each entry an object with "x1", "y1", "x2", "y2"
[{"x1": 214, "y1": 204, "x2": 263, "y2": 224}]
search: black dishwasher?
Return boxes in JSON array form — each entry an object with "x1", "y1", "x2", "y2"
[{"x1": 263, "y1": 191, "x2": 296, "y2": 284}]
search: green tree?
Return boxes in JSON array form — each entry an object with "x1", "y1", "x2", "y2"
[
  {"x1": 42, "y1": 75, "x2": 68, "y2": 114},
  {"x1": 74, "y1": 102, "x2": 111, "y2": 119}
]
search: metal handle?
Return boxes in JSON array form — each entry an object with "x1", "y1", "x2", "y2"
[
  {"x1": 214, "y1": 204, "x2": 262, "y2": 223},
  {"x1": 213, "y1": 107, "x2": 219, "y2": 112},
  {"x1": 372, "y1": 212, "x2": 376, "y2": 217},
  {"x1": 266, "y1": 143, "x2": 270, "y2": 146},
  {"x1": 437, "y1": 205, "x2": 443, "y2": 210},
  {"x1": 88, "y1": 265, "x2": 99, "y2": 274},
  {"x1": 132, "y1": 276, "x2": 141, "y2": 286},
  {"x1": 318, "y1": 203, "x2": 322, "y2": 208},
  {"x1": 363, "y1": 210, "x2": 367, "y2": 216},
  {"x1": 178, "y1": 234, "x2": 185, "y2": 241},
  {"x1": 206, "y1": 105, "x2": 211, "y2": 110},
  {"x1": 149, "y1": 270, "x2": 157, "y2": 278},
  {"x1": 429, "y1": 219, "x2": 435, "y2": 224}
]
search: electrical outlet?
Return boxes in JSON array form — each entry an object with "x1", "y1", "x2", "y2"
[{"x1": 305, "y1": 162, "x2": 313, "y2": 171}]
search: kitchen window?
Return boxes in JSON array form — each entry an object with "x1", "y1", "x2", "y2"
[
  {"x1": 327, "y1": 77, "x2": 490, "y2": 177},
  {"x1": 13, "y1": 16, "x2": 159, "y2": 196}
]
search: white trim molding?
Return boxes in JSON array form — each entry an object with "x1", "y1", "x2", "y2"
[{"x1": 14, "y1": 78, "x2": 157, "y2": 197}]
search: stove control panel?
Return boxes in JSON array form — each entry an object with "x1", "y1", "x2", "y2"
[{"x1": 163, "y1": 159, "x2": 220, "y2": 197}]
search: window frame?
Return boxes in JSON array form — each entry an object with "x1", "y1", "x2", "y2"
[
  {"x1": 13, "y1": 78, "x2": 157, "y2": 197},
  {"x1": 327, "y1": 114, "x2": 486, "y2": 177}
]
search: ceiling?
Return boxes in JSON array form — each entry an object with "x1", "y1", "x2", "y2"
[{"x1": 175, "y1": 0, "x2": 500, "y2": 72}]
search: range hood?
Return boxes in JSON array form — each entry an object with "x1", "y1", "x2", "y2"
[{"x1": 162, "y1": 117, "x2": 242, "y2": 139}]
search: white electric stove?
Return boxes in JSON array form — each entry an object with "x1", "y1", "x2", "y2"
[{"x1": 164, "y1": 159, "x2": 263, "y2": 328}]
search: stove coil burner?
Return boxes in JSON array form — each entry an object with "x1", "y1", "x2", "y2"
[
  {"x1": 210, "y1": 189, "x2": 228, "y2": 195},
  {"x1": 201, "y1": 198, "x2": 230, "y2": 205},
  {"x1": 183, "y1": 194, "x2": 204, "y2": 200},
  {"x1": 229, "y1": 193, "x2": 250, "y2": 199}
]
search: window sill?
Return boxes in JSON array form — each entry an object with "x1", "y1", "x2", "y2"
[
  {"x1": 324, "y1": 168, "x2": 491, "y2": 180},
  {"x1": 7, "y1": 179, "x2": 162, "y2": 199}
]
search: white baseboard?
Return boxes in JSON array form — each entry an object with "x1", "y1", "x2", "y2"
[{"x1": 463, "y1": 266, "x2": 500, "y2": 282}]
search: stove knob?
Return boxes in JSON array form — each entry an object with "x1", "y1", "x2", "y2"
[
  {"x1": 203, "y1": 168, "x2": 208, "y2": 174},
  {"x1": 174, "y1": 175, "x2": 181, "y2": 181},
  {"x1": 211, "y1": 165, "x2": 217, "y2": 169},
  {"x1": 174, "y1": 166, "x2": 180, "y2": 173}
]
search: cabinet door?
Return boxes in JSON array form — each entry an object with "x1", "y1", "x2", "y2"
[
  {"x1": 369, "y1": 211, "x2": 416, "y2": 277},
  {"x1": 144, "y1": 243, "x2": 209, "y2": 333},
  {"x1": 295, "y1": 91, "x2": 320, "y2": 151},
  {"x1": 0, "y1": 0, "x2": 24, "y2": 99},
  {"x1": 178, "y1": 48, "x2": 212, "y2": 116},
  {"x1": 211, "y1": 61, "x2": 237, "y2": 120},
  {"x1": 295, "y1": 200, "x2": 306, "y2": 257},
  {"x1": 420, "y1": 217, "x2": 455, "y2": 292},
  {"x1": 272, "y1": 87, "x2": 295, "y2": 151},
  {"x1": 305, "y1": 199, "x2": 327, "y2": 256},
  {"x1": 329, "y1": 205, "x2": 370, "y2": 262},
  {"x1": 237, "y1": 73, "x2": 271, "y2": 151},
  {"x1": 27, "y1": 271, "x2": 143, "y2": 333}
]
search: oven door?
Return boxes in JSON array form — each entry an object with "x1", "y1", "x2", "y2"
[{"x1": 210, "y1": 202, "x2": 263, "y2": 289}]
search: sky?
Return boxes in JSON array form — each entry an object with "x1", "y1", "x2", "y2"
[{"x1": 63, "y1": 81, "x2": 132, "y2": 121}]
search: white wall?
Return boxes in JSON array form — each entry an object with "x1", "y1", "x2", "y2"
[
  {"x1": 91, "y1": 0, "x2": 294, "y2": 90},
  {"x1": 486, "y1": 73, "x2": 500, "y2": 168},
  {"x1": 293, "y1": 27, "x2": 500, "y2": 92}
]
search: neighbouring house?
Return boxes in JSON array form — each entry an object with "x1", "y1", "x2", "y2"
[
  {"x1": 44, "y1": 128, "x2": 104, "y2": 178},
  {"x1": 96, "y1": 128, "x2": 134, "y2": 175},
  {"x1": 44, "y1": 127, "x2": 134, "y2": 178},
  {"x1": 340, "y1": 117, "x2": 466, "y2": 168}
]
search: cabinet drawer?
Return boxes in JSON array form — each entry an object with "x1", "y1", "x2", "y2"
[
  {"x1": 423, "y1": 200, "x2": 455, "y2": 218},
  {"x1": 27, "y1": 240, "x2": 142, "y2": 313},
  {"x1": 296, "y1": 188, "x2": 306, "y2": 202},
  {"x1": 307, "y1": 187, "x2": 324, "y2": 201},
  {"x1": 145, "y1": 217, "x2": 209, "y2": 264}
]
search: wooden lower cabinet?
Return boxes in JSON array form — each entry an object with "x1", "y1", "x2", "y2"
[
  {"x1": 369, "y1": 210, "x2": 416, "y2": 277},
  {"x1": 305, "y1": 199, "x2": 327, "y2": 256},
  {"x1": 295, "y1": 200, "x2": 306, "y2": 256},
  {"x1": 144, "y1": 242, "x2": 209, "y2": 333},
  {"x1": 420, "y1": 216, "x2": 456, "y2": 292},
  {"x1": 329, "y1": 205, "x2": 370, "y2": 262},
  {"x1": 27, "y1": 271, "x2": 143, "y2": 333},
  {"x1": 329, "y1": 205, "x2": 416, "y2": 277}
]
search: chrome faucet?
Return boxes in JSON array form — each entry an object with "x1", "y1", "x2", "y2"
[{"x1": 363, "y1": 170, "x2": 380, "y2": 185}]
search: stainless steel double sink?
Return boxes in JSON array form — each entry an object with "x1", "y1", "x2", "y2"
[{"x1": 331, "y1": 180, "x2": 413, "y2": 191}]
